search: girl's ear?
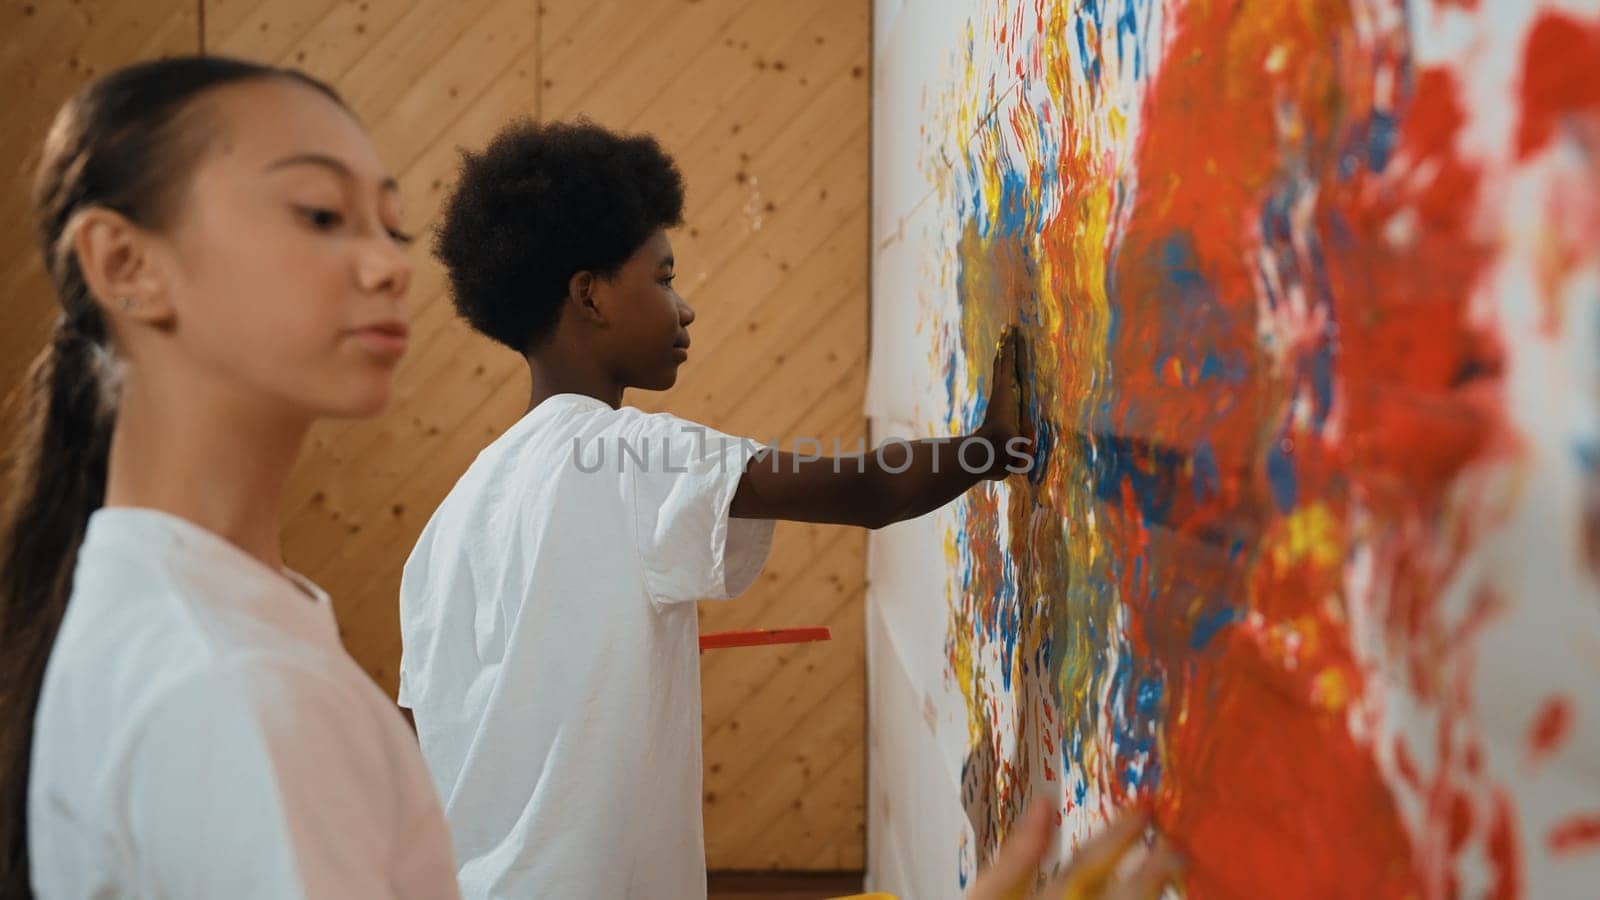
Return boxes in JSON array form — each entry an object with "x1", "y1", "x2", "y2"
[
  {"x1": 568, "y1": 270, "x2": 607, "y2": 326},
  {"x1": 72, "y1": 206, "x2": 176, "y2": 328}
]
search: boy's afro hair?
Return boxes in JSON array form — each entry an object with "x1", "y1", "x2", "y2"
[{"x1": 433, "y1": 118, "x2": 685, "y2": 352}]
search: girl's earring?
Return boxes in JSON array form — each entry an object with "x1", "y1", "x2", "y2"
[{"x1": 116, "y1": 296, "x2": 136, "y2": 311}]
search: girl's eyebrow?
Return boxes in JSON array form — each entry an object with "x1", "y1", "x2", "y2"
[{"x1": 264, "y1": 152, "x2": 400, "y2": 192}]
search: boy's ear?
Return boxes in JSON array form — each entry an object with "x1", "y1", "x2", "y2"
[{"x1": 568, "y1": 270, "x2": 607, "y2": 326}]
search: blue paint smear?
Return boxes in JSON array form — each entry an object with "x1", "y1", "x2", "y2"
[
  {"x1": 1339, "y1": 151, "x2": 1360, "y2": 180},
  {"x1": 1161, "y1": 233, "x2": 1208, "y2": 293},
  {"x1": 1267, "y1": 435, "x2": 1298, "y2": 512},
  {"x1": 1367, "y1": 110, "x2": 1398, "y2": 171},
  {"x1": 1577, "y1": 440, "x2": 1599, "y2": 473},
  {"x1": 1307, "y1": 231, "x2": 1337, "y2": 312},
  {"x1": 1256, "y1": 256, "x2": 1283, "y2": 311},
  {"x1": 1116, "y1": 0, "x2": 1144, "y2": 79},
  {"x1": 1310, "y1": 341, "x2": 1335, "y2": 424},
  {"x1": 1190, "y1": 604, "x2": 1240, "y2": 650},
  {"x1": 1193, "y1": 440, "x2": 1221, "y2": 502},
  {"x1": 1152, "y1": 231, "x2": 1250, "y2": 396},
  {"x1": 1107, "y1": 652, "x2": 1158, "y2": 791},
  {"x1": 1084, "y1": 430, "x2": 1188, "y2": 527},
  {"x1": 1260, "y1": 188, "x2": 1295, "y2": 248},
  {"x1": 1135, "y1": 676, "x2": 1162, "y2": 716},
  {"x1": 996, "y1": 164, "x2": 1033, "y2": 238},
  {"x1": 1076, "y1": 5, "x2": 1102, "y2": 84},
  {"x1": 1196, "y1": 348, "x2": 1247, "y2": 384},
  {"x1": 1108, "y1": 655, "x2": 1129, "y2": 723},
  {"x1": 1028, "y1": 420, "x2": 1055, "y2": 486},
  {"x1": 1326, "y1": 207, "x2": 1355, "y2": 249}
]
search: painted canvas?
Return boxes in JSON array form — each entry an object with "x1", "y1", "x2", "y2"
[{"x1": 866, "y1": 0, "x2": 1600, "y2": 897}]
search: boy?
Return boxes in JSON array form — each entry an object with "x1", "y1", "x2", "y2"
[{"x1": 399, "y1": 119, "x2": 1030, "y2": 898}]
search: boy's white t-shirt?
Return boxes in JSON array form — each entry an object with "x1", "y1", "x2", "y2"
[
  {"x1": 29, "y1": 507, "x2": 460, "y2": 899},
  {"x1": 398, "y1": 393, "x2": 775, "y2": 899}
]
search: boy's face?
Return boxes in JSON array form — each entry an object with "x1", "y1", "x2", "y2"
[{"x1": 596, "y1": 228, "x2": 694, "y2": 391}]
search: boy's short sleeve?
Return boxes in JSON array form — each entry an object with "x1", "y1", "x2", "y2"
[{"x1": 623, "y1": 413, "x2": 776, "y2": 604}]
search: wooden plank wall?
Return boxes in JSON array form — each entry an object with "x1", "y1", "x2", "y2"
[
  {"x1": 1, "y1": 0, "x2": 867, "y2": 873},
  {"x1": 0, "y1": 0, "x2": 199, "y2": 414}
]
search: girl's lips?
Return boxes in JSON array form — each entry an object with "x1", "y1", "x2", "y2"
[{"x1": 672, "y1": 346, "x2": 689, "y2": 361}]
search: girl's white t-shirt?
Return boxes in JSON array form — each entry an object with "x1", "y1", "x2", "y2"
[
  {"x1": 398, "y1": 393, "x2": 775, "y2": 900},
  {"x1": 28, "y1": 507, "x2": 460, "y2": 899}
]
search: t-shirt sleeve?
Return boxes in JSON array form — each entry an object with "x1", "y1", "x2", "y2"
[
  {"x1": 623, "y1": 413, "x2": 776, "y2": 604},
  {"x1": 112, "y1": 660, "x2": 422, "y2": 899}
]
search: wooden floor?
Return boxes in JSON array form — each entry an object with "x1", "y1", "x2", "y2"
[{"x1": 708, "y1": 871, "x2": 865, "y2": 899}]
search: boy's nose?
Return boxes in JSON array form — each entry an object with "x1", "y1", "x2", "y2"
[{"x1": 679, "y1": 301, "x2": 696, "y2": 326}]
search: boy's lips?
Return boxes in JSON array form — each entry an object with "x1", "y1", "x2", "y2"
[{"x1": 348, "y1": 319, "x2": 410, "y2": 359}]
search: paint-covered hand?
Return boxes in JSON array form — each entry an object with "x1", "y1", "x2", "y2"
[
  {"x1": 977, "y1": 326, "x2": 1035, "y2": 479},
  {"x1": 965, "y1": 801, "x2": 1182, "y2": 900}
]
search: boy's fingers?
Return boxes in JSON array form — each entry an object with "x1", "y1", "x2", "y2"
[
  {"x1": 966, "y1": 800, "x2": 1055, "y2": 900},
  {"x1": 1104, "y1": 845, "x2": 1184, "y2": 900},
  {"x1": 1027, "y1": 865, "x2": 1078, "y2": 900},
  {"x1": 997, "y1": 326, "x2": 1018, "y2": 361},
  {"x1": 1053, "y1": 812, "x2": 1149, "y2": 896},
  {"x1": 992, "y1": 328, "x2": 1022, "y2": 405}
]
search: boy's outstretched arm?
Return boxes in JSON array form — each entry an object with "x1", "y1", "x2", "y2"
[{"x1": 729, "y1": 328, "x2": 1034, "y2": 529}]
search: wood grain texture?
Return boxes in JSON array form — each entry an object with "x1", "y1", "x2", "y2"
[{"x1": 0, "y1": 0, "x2": 198, "y2": 415}]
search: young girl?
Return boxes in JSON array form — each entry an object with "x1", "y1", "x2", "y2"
[{"x1": 0, "y1": 57, "x2": 458, "y2": 897}]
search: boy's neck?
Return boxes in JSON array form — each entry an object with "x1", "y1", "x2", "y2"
[{"x1": 524, "y1": 351, "x2": 624, "y2": 412}]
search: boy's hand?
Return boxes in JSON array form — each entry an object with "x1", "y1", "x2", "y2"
[
  {"x1": 965, "y1": 801, "x2": 1183, "y2": 900},
  {"x1": 977, "y1": 326, "x2": 1035, "y2": 479},
  {"x1": 727, "y1": 325, "x2": 1036, "y2": 527}
]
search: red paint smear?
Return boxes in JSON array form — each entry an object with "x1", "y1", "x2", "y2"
[
  {"x1": 1090, "y1": 0, "x2": 1509, "y2": 895},
  {"x1": 697, "y1": 626, "x2": 831, "y2": 651},
  {"x1": 1487, "y1": 792, "x2": 1522, "y2": 900},
  {"x1": 1526, "y1": 694, "x2": 1575, "y2": 764},
  {"x1": 1447, "y1": 792, "x2": 1474, "y2": 854},
  {"x1": 1516, "y1": 13, "x2": 1600, "y2": 160},
  {"x1": 1518, "y1": 12, "x2": 1600, "y2": 340},
  {"x1": 1327, "y1": 67, "x2": 1508, "y2": 505},
  {"x1": 1548, "y1": 814, "x2": 1600, "y2": 856},
  {"x1": 1159, "y1": 627, "x2": 1419, "y2": 899},
  {"x1": 1396, "y1": 738, "x2": 1421, "y2": 789}
]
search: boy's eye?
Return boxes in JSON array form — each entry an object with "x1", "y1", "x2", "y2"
[
  {"x1": 296, "y1": 206, "x2": 344, "y2": 230},
  {"x1": 659, "y1": 274, "x2": 677, "y2": 287},
  {"x1": 388, "y1": 228, "x2": 416, "y2": 247}
]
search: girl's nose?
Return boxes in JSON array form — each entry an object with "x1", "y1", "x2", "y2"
[{"x1": 358, "y1": 237, "x2": 413, "y2": 299}]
